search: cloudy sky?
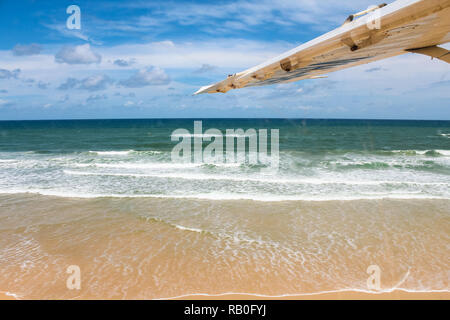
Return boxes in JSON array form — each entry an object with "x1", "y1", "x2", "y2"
[{"x1": 0, "y1": 0, "x2": 449, "y2": 120}]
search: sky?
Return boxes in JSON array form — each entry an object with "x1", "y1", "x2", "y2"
[{"x1": 0, "y1": 0, "x2": 449, "y2": 120}]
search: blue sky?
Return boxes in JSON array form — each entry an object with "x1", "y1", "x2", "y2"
[{"x1": 0, "y1": 0, "x2": 449, "y2": 120}]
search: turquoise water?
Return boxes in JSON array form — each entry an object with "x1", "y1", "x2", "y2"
[{"x1": 0, "y1": 119, "x2": 449, "y2": 200}]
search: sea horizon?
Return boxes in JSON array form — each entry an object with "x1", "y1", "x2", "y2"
[{"x1": 1, "y1": 117, "x2": 450, "y2": 122}]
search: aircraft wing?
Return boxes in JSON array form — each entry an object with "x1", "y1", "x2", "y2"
[{"x1": 195, "y1": 0, "x2": 450, "y2": 95}]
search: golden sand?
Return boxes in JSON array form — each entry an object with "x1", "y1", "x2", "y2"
[
  {"x1": 0, "y1": 292, "x2": 18, "y2": 300},
  {"x1": 0, "y1": 193, "x2": 448, "y2": 300},
  {"x1": 1, "y1": 290, "x2": 448, "y2": 300}
]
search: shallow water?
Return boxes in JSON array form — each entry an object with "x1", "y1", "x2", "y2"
[{"x1": 0, "y1": 194, "x2": 448, "y2": 299}]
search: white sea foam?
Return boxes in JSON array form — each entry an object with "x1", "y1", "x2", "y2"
[
  {"x1": 156, "y1": 288, "x2": 450, "y2": 301},
  {"x1": 435, "y1": 150, "x2": 450, "y2": 156},
  {"x1": 63, "y1": 170, "x2": 449, "y2": 186},
  {"x1": 152, "y1": 192, "x2": 448, "y2": 202},
  {"x1": 74, "y1": 162, "x2": 199, "y2": 169},
  {"x1": 173, "y1": 224, "x2": 205, "y2": 233},
  {"x1": 2, "y1": 143, "x2": 450, "y2": 202},
  {"x1": 0, "y1": 188, "x2": 447, "y2": 202},
  {"x1": 0, "y1": 291, "x2": 21, "y2": 299},
  {"x1": 391, "y1": 149, "x2": 450, "y2": 156},
  {"x1": 391, "y1": 150, "x2": 428, "y2": 155},
  {"x1": 89, "y1": 150, "x2": 134, "y2": 156},
  {"x1": 73, "y1": 162, "x2": 241, "y2": 169}
]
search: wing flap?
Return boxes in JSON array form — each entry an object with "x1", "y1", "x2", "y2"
[{"x1": 407, "y1": 45, "x2": 450, "y2": 63}]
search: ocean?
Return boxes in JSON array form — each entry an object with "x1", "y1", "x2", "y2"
[
  {"x1": 1, "y1": 119, "x2": 450, "y2": 200},
  {"x1": 0, "y1": 119, "x2": 449, "y2": 299}
]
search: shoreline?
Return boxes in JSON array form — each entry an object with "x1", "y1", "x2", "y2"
[
  {"x1": 2, "y1": 290, "x2": 448, "y2": 300},
  {"x1": 1, "y1": 194, "x2": 448, "y2": 300},
  {"x1": 169, "y1": 290, "x2": 450, "y2": 300},
  {"x1": 0, "y1": 292, "x2": 19, "y2": 300},
  {"x1": 0, "y1": 191, "x2": 449, "y2": 203}
]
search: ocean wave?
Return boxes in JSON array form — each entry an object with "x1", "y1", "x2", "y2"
[
  {"x1": 62, "y1": 170, "x2": 449, "y2": 186},
  {"x1": 25, "y1": 150, "x2": 53, "y2": 154},
  {"x1": 0, "y1": 189, "x2": 447, "y2": 202},
  {"x1": 173, "y1": 224, "x2": 206, "y2": 234},
  {"x1": 324, "y1": 160, "x2": 450, "y2": 172},
  {"x1": 331, "y1": 161, "x2": 391, "y2": 170},
  {"x1": 89, "y1": 150, "x2": 135, "y2": 156},
  {"x1": 390, "y1": 150, "x2": 450, "y2": 156},
  {"x1": 73, "y1": 162, "x2": 241, "y2": 169},
  {"x1": 140, "y1": 216, "x2": 209, "y2": 235},
  {"x1": 435, "y1": 150, "x2": 450, "y2": 156},
  {"x1": 88, "y1": 150, "x2": 164, "y2": 156}
]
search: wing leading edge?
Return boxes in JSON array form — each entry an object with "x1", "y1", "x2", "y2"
[{"x1": 195, "y1": 0, "x2": 450, "y2": 95}]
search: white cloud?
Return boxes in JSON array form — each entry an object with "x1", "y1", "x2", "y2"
[
  {"x1": 113, "y1": 58, "x2": 136, "y2": 67},
  {"x1": 58, "y1": 78, "x2": 79, "y2": 90},
  {"x1": 79, "y1": 74, "x2": 113, "y2": 91},
  {"x1": 55, "y1": 44, "x2": 102, "y2": 65},
  {"x1": 100, "y1": 39, "x2": 291, "y2": 69},
  {"x1": 0, "y1": 99, "x2": 14, "y2": 107},
  {"x1": 119, "y1": 67, "x2": 170, "y2": 88},
  {"x1": 13, "y1": 44, "x2": 42, "y2": 56},
  {"x1": 43, "y1": 23, "x2": 99, "y2": 44},
  {"x1": 58, "y1": 94, "x2": 69, "y2": 103},
  {"x1": 294, "y1": 105, "x2": 314, "y2": 111},
  {"x1": 0, "y1": 68, "x2": 20, "y2": 79},
  {"x1": 194, "y1": 64, "x2": 217, "y2": 74},
  {"x1": 98, "y1": 0, "x2": 379, "y2": 36},
  {"x1": 37, "y1": 81, "x2": 50, "y2": 89},
  {"x1": 58, "y1": 74, "x2": 113, "y2": 91},
  {"x1": 86, "y1": 94, "x2": 108, "y2": 103},
  {"x1": 123, "y1": 100, "x2": 144, "y2": 107}
]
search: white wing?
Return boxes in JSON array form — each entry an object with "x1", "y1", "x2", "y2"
[{"x1": 195, "y1": 0, "x2": 450, "y2": 95}]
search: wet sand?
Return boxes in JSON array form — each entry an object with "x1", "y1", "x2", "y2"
[
  {"x1": 0, "y1": 193, "x2": 448, "y2": 300},
  {"x1": 174, "y1": 290, "x2": 450, "y2": 300},
  {"x1": 0, "y1": 292, "x2": 18, "y2": 300},
  {"x1": 2, "y1": 290, "x2": 448, "y2": 300}
]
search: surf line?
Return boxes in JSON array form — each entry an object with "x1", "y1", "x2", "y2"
[{"x1": 170, "y1": 121, "x2": 279, "y2": 170}]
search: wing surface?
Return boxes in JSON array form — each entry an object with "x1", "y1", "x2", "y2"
[{"x1": 195, "y1": 0, "x2": 450, "y2": 95}]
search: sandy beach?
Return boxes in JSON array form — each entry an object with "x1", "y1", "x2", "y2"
[
  {"x1": 0, "y1": 193, "x2": 448, "y2": 300},
  {"x1": 0, "y1": 292, "x2": 19, "y2": 300},
  {"x1": 2, "y1": 290, "x2": 448, "y2": 300}
]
